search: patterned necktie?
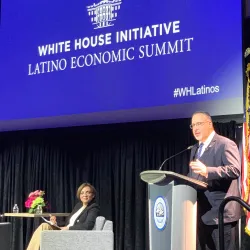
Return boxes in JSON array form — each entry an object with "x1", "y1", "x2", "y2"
[{"x1": 196, "y1": 143, "x2": 204, "y2": 159}]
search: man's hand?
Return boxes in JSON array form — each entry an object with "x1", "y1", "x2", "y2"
[
  {"x1": 60, "y1": 226, "x2": 69, "y2": 230},
  {"x1": 190, "y1": 159, "x2": 208, "y2": 178}
]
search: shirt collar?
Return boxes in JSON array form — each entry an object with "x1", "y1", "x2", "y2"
[{"x1": 200, "y1": 130, "x2": 215, "y2": 149}]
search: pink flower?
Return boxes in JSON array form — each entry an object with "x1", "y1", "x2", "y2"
[
  {"x1": 28, "y1": 190, "x2": 44, "y2": 198},
  {"x1": 34, "y1": 190, "x2": 41, "y2": 196},
  {"x1": 28, "y1": 192, "x2": 35, "y2": 198},
  {"x1": 25, "y1": 196, "x2": 36, "y2": 208}
]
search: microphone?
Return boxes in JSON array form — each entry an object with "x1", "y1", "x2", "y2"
[{"x1": 158, "y1": 145, "x2": 194, "y2": 171}]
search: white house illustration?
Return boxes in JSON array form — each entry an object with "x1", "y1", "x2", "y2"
[{"x1": 87, "y1": 0, "x2": 122, "y2": 29}]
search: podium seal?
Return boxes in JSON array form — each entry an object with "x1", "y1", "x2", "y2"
[{"x1": 153, "y1": 196, "x2": 168, "y2": 230}]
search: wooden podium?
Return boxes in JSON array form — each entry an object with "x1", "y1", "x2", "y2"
[{"x1": 140, "y1": 170, "x2": 207, "y2": 250}]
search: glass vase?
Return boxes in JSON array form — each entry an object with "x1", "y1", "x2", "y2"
[{"x1": 35, "y1": 205, "x2": 43, "y2": 214}]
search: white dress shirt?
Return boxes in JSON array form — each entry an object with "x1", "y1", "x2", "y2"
[
  {"x1": 67, "y1": 206, "x2": 86, "y2": 227},
  {"x1": 199, "y1": 130, "x2": 215, "y2": 157}
]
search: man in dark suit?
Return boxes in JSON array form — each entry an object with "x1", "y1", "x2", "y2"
[{"x1": 189, "y1": 111, "x2": 241, "y2": 250}]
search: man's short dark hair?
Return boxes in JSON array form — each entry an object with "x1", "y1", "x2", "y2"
[{"x1": 191, "y1": 111, "x2": 212, "y2": 121}]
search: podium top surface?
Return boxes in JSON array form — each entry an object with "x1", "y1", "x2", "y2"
[
  {"x1": 4, "y1": 213, "x2": 70, "y2": 217},
  {"x1": 140, "y1": 170, "x2": 207, "y2": 189}
]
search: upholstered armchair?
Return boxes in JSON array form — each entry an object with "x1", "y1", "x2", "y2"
[{"x1": 40, "y1": 216, "x2": 114, "y2": 250}]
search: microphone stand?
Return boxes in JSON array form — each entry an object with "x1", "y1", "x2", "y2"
[{"x1": 158, "y1": 145, "x2": 193, "y2": 171}]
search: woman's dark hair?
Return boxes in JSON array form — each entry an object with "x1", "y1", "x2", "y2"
[{"x1": 76, "y1": 183, "x2": 96, "y2": 200}]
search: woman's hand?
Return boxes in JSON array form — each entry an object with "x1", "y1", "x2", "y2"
[
  {"x1": 50, "y1": 215, "x2": 57, "y2": 225},
  {"x1": 60, "y1": 226, "x2": 69, "y2": 230}
]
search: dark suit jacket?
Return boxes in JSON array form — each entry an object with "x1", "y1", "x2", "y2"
[
  {"x1": 189, "y1": 133, "x2": 241, "y2": 225},
  {"x1": 65, "y1": 201, "x2": 100, "y2": 230}
]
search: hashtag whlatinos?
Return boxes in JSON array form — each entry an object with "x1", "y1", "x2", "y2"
[{"x1": 173, "y1": 85, "x2": 220, "y2": 98}]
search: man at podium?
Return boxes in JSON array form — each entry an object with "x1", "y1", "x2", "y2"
[{"x1": 189, "y1": 111, "x2": 241, "y2": 250}]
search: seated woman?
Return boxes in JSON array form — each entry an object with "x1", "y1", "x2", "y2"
[{"x1": 27, "y1": 183, "x2": 99, "y2": 250}]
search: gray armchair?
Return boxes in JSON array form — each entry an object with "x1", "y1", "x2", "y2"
[{"x1": 40, "y1": 216, "x2": 114, "y2": 250}]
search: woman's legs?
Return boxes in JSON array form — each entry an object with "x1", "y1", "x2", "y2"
[{"x1": 26, "y1": 223, "x2": 54, "y2": 250}]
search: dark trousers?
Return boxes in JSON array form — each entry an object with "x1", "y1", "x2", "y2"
[{"x1": 197, "y1": 220, "x2": 238, "y2": 250}]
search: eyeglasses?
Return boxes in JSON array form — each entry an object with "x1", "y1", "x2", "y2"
[
  {"x1": 80, "y1": 191, "x2": 92, "y2": 195},
  {"x1": 189, "y1": 121, "x2": 209, "y2": 129}
]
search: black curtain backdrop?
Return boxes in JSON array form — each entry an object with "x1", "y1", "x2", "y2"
[{"x1": 0, "y1": 118, "x2": 249, "y2": 250}]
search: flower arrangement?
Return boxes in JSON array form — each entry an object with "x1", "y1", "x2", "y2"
[{"x1": 25, "y1": 190, "x2": 46, "y2": 213}]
